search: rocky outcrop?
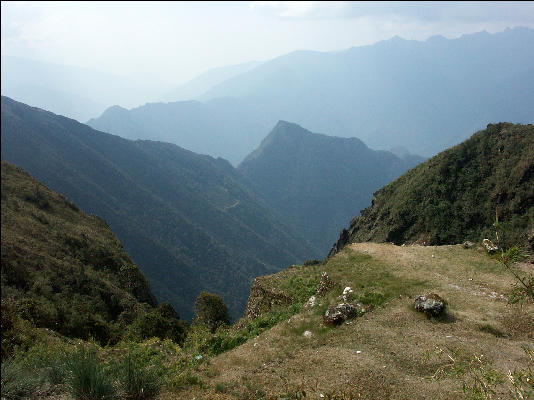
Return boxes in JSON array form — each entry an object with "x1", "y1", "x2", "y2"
[
  {"x1": 244, "y1": 277, "x2": 292, "y2": 319},
  {"x1": 323, "y1": 303, "x2": 359, "y2": 326},
  {"x1": 414, "y1": 293, "x2": 446, "y2": 316},
  {"x1": 328, "y1": 229, "x2": 351, "y2": 258}
]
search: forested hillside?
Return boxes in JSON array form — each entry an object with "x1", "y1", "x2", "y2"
[
  {"x1": 330, "y1": 123, "x2": 534, "y2": 254},
  {"x1": 1, "y1": 161, "x2": 188, "y2": 357},
  {"x1": 1, "y1": 97, "x2": 319, "y2": 320},
  {"x1": 238, "y1": 121, "x2": 424, "y2": 252}
]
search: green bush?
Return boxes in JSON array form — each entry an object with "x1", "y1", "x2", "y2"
[
  {"x1": 66, "y1": 345, "x2": 116, "y2": 400},
  {"x1": 126, "y1": 303, "x2": 188, "y2": 345},
  {"x1": 194, "y1": 292, "x2": 230, "y2": 333},
  {"x1": 0, "y1": 358, "x2": 41, "y2": 400}
]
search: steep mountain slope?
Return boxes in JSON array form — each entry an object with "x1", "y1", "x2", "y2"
[
  {"x1": 0, "y1": 97, "x2": 319, "y2": 320},
  {"x1": 238, "y1": 121, "x2": 424, "y2": 253},
  {"x1": 1, "y1": 161, "x2": 189, "y2": 355},
  {"x1": 88, "y1": 28, "x2": 534, "y2": 164},
  {"x1": 330, "y1": 123, "x2": 534, "y2": 255}
]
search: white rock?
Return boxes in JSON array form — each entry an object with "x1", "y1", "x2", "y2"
[
  {"x1": 342, "y1": 287, "x2": 354, "y2": 301},
  {"x1": 303, "y1": 330, "x2": 312, "y2": 338},
  {"x1": 483, "y1": 239, "x2": 498, "y2": 252},
  {"x1": 306, "y1": 295, "x2": 317, "y2": 307}
]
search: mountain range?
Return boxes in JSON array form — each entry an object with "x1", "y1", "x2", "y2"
[
  {"x1": 0, "y1": 96, "x2": 318, "y2": 320},
  {"x1": 0, "y1": 56, "x2": 168, "y2": 122},
  {"x1": 88, "y1": 27, "x2": 534, "y2": 164}
]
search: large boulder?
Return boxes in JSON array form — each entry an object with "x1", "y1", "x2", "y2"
[
  {"x1": 323, "y1": 303, "x2": 359, "y2": 326},
  {"x1": 414, "y1": 293, "x2": 446, "y2": 317}
]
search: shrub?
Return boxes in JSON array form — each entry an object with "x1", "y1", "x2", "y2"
[
  {"x1": 66, "y1": 345, "x2": 116, "y2": 400},
  {"x1": 127, "y1": 304, "x2": 188, "y2": 345},
  {"x1": 194, "y1": 292, "x2": 230, "y2": 332}
]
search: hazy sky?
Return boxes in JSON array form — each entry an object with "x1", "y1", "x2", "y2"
[{"x1": 2, "y1": 1, "x2": 534, "y2": 85}]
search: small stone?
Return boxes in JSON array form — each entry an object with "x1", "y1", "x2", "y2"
[
  {"x1": 303, "y1": 330, "x2": 312, "y2": 338},
  {"x1": 414, "y1": 293, "x2": 446, "y2": 317},
  {"x1": 356, "y1": 350, "x2": 362, "y2": 354},
  {"x1": 305, "y1": 295, "x2": 317, "y2": 308},
  {"x1": 482, "y1": 239, "x2": 498, "y2": 252},
  {"x1": 463, "y1": 241, "x2": 475, "y2": 248},
  {"x1": 342, "y1": 286, "x2": 354, "y2": 301}
]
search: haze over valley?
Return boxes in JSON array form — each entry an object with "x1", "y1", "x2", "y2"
[{"x1": 1, "y1": 2, "x2": 533, "y2": 399}]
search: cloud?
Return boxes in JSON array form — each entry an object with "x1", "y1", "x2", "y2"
[
  {"x1": 249, "y1": 1, "x2": 348, "y2": 19},
  {"x1": 249, "y1": 1, "x2": 534, "y2": 24}
]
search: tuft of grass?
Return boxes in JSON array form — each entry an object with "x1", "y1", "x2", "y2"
[
  {"x1": 0, "y1": 358, "x2": 41, "y2": 400},
  {"x1": 358, "y1": 290, "x2": 385, "y2": 307},
  {"x1": 66, "y1": 345, "x2": 117, "y2": 400},
  {"x1": 116, "y1": 352, "x2": 162, "y2": 400},
  {"x1": 478, "y1": 324, "x2": 505, "y2": 338}
]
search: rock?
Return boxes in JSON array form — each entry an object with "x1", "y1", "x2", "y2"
[
  {"x1": 323, "y1": 303, "x2": 359, "y2": 326},
  {"x1": 482, "y1": 238, "x2": 498, "y2": 253},
  {"x1": 463, "y1": 241, "x2": 475, "y2": 248},
  {"x1": 316, "y1": 272, "x2": 336, "y2": 296},
  {"x1": 342, "y1": 286, "x2": 354, "y2": 301},
  {"x1": 414, "y1": 293, "x2": 446, "y2": 317},
  {"x1": 303, "y1": 330, "x2": 312, "y2": 338},
  {"x1": 305, "y1": 295, "x2": 317, "y2": 308}
]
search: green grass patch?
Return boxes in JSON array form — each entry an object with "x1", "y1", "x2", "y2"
[{"x1": 326, "y1": 251, "x2": 426, "y2": 304}]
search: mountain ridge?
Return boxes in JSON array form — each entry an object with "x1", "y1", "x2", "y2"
[
  {"x1": 1, "y1": 96, "x2": 319, "y2": 321},
  {"x1": 238, "y1": 121, "x2": 424, "y2": 253},
  {"x1": 88, "y1": 27, "x2": 534, "y2": 164},
  {"x1": 329, "y1": 122, "x2": 534, "y2": 255}
]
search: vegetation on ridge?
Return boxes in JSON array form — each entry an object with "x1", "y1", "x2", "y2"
[
  {"x1": 1, "y1": 161, "x2": 186, "y2": 357},
  {"x1": 331, "y1": 123, "x2": 534, "y2": 254}
]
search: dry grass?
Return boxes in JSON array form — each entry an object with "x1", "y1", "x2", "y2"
[{"x1": 168, "y1": 243, "x2": 533, "y2": 399}]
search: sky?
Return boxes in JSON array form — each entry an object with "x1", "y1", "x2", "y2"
[{"x1": 2, "y1": 1, "x2": 534, "y2": 86}]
